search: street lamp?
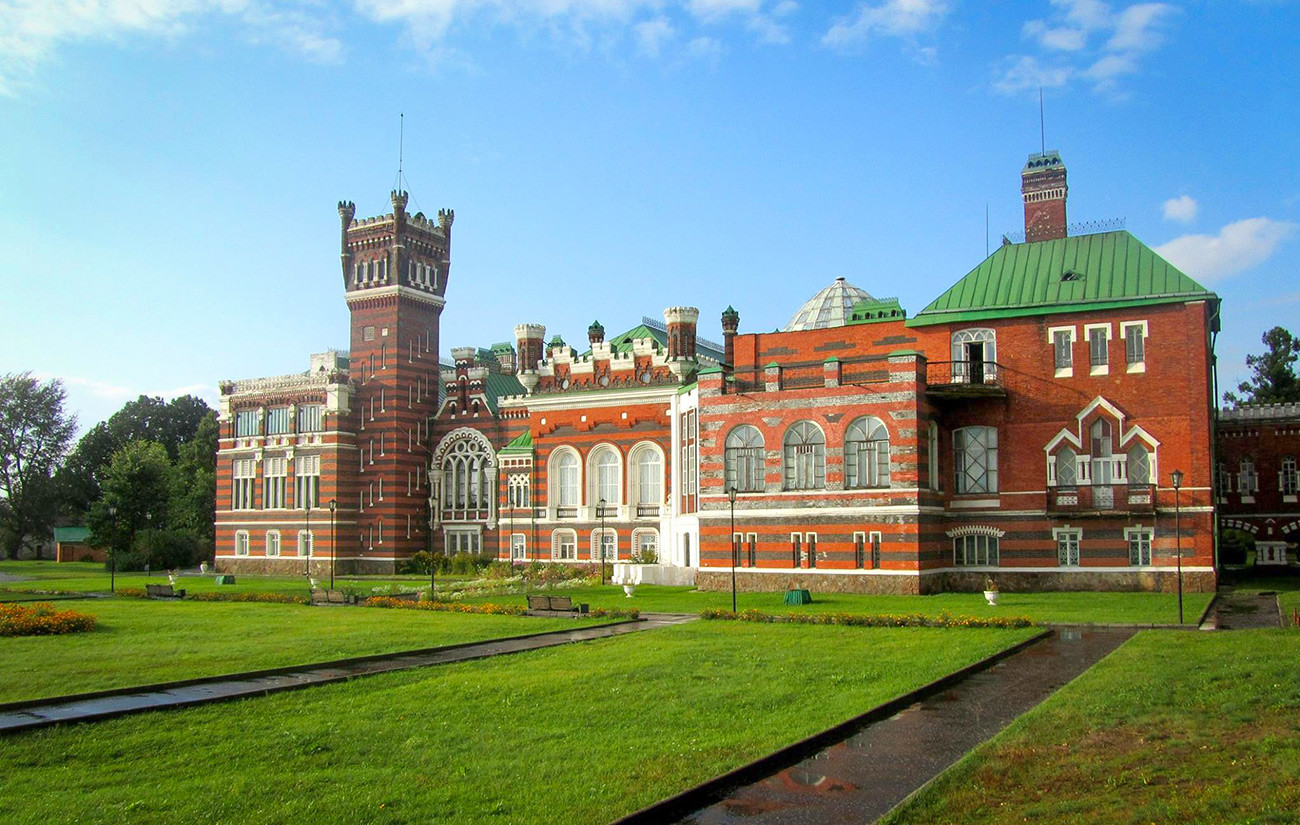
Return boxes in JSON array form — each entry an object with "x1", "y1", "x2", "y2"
[
  {"x1": 728, "y1": 486, "x2": 738, "y2": 613},
  {"x1": 107, "y1": 505, "x2": 117, "y2": 594},
  {"x1": 328, "y1": 498, "x2": 337, "y2": 591},
  {"x1": 598, "y1": 497, "x2": 607, "y2": 586},
  {"x1": 1172, "y1": 469, "x2": 1185, "y2": 625},
  {"x1": 304, "y1": 493, "x2": 312, "y2": 576}
]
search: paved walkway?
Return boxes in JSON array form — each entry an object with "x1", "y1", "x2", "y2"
[
  {"x1": 642, "y1": 627, "x2": 1133, "y2": 825},
  {"x1": 0, "y1": 614, "x2": 695, "y2": 735},
  {"x1": 1207, "y1": 588, "x2": 1282, "y2": 629}
]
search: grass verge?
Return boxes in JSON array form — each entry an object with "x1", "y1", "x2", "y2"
[
  {"x1": 881, "y1": 629, "x2": 1300, "y2": 824},
  {"x1": 0, "y1": 622, "x2": 1037, "y2": 825}
]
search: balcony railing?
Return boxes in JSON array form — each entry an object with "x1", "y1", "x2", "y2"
[
  {"x1": 923, "y1": 361, "x2": 1006, "y2": 399},
  {"x1": 635, "y1": 504, "x2": 661, "y2": 518},
  {"x1": 555, "y1": 506, "x2": 578, "y2": 519},
  {"x1": 1048, "y1": 483, "x2": 1156, "y2": 514}
]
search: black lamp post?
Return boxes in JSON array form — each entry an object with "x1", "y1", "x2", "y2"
[
  {"x1": 1172, "y1": 469, "x2": 1184, "y2": 625},
  {"x1": 328, "y1": 498, "x2": 337, "y2": 591},
  {"x1": 107, "y1": 504, "x2": 117, "y2": 594},
  {"x1": 598, "y1": 497, "x2": 607, "y2": 586},
  {"x1": 728, "y1": 486, "x2": 738, "y2": 613},
  {"x1": 304, "y1": 494, "x2": 311, "y2": 573}
]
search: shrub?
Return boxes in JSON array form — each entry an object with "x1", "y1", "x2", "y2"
[
  {"x1": 0, "y1": 603, "x2": 98, "y2": 636},
  {"x1": 700, "y1": 607, "x2": 1035, "y2": 629},
  {"x1": 189, "y1": 592, "x2": 308, "y2": 605},
  {"x1": 106, "y1": 529, "x2": 205, "y2": 572},
  {"x1": 398, "y1": 550, "x2": 435, "y2": 575},
  {"x1": 365, "y1": 597, "x2": 527, "y2": 616}
]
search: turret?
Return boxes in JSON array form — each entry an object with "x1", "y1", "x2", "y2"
[
  {"x1": 721, "y1": 305, "x2": 740, "y2": 379},
  {"x1": 1022, "y1": 150, "x2": 1067, "y2": 242},
  {"x1": 664, "y1": 306, "x2": 699, "y2": 379},
  {"x1": 514, "y1": 323, "x2": 546, "y2": 393},
  {"x1": 338, "y1": 201, "x2": 356, "y2": 287},
  {"x1": 588, "y1": 320, "x2": 605, "y2": 346}
]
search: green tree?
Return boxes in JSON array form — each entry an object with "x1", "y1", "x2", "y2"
[
  {"x1": 1224, "y1": 327, "x2": 1300, "y2": 408},
  {"x1": 169, "y1": 412, "x2": 218, "y2": 553},
  {"x1": 87, "y1": 441, "x2": 173, "y2": 564},
  {"x1": 0, "y1": 373, "x2": 77, "y2": 559}
]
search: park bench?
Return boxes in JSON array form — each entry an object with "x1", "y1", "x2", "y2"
[
  {"x1": 145, "y1": 583, "x2": 185, "y2": 599},
  {"x1": 310, "y1": 588, "x2": 357, "y2": 606},
  {"x1": 525, "y1": 595, "x2": 589, "y2": 614}
]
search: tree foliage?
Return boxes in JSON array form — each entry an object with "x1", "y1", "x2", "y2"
[
  {"x1": 1224, "y1": 327, "x2": 1300, "y2": 408},
  {"x1": 0, "y1": 373, "x2": 77, "y2": 558},
  {"x1": 87, "y1": 441, "x2": 173, "y2": 560},
  {"x1": 169, "y1": 412, "x2": 218, "y2": 550}
]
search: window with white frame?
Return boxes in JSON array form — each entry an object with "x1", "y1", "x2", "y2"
[
  {"x1": 297, "y1": 404, "x2": 323, "y2": 433},
  {"x1": 953, "y1": 533, "x2": 999, "y2": 566},
  {"x1": 441, "y1": 437, "x2": 493, "y2": 519},
  {"x1": 297, "y1": 529, "x2": 312, "y2": 557},
  {"x1": 1056, "y1": 528, "x2": 1081, "y2": 566},
  {"x1": 1239, "y1": 457, "x2": 1259, "y2": 495},
  {"x1": 1055, "y1": 447, "x2": 1078, "y2": 488},
  {"x1": 508, "y1": 473, "x2": 531, "y2": 508},
  {"x1": 232, "y1": 458, "x2": 256, "y2": 509},
  {"x1": 928, "y1": 420, "x2": 940, "y2": 490},
  {"x1": 630, "y1": 444, "x2": 662, "y2": 507},
  {"x1": 590, "y1": 446, "x2": 621, "y2": 507},
  {"x1": 265, "y1": 530, "x2": 280, "y2": 557},
  {"x1": 790, "y1": 533, "x2": 801, "y2": 567},
  {"x1": 1126, "y1": 446, "x2": 1151, "y2": 486},
  {"x1": 551, "y1": 449, "x2": 580, "y2": 507},
  {"x1": 552, "y1": 530, "x2": 577, "y2": 561},
  {"x1": 1051, "y1": 327, "x2": 1075, "y2": 375},
  {"x1": 633, "y1": 530, "x2": 658, "y2": 561},
  {"x1": 953, "y1": 427, "x2": 998, "y2": 494},
  {"x1": 783, "y1": 421, "x2": 826, "y2": 490},
  {"x1": 235, "y1": 530, "x2": 249, "y2": 556},
  {"x1": 510, "y1": 533, "x2": 526, "y2": 560},
  {"x1": 266, "y1": 407, "x2": 292, "y2": 435},
  {"x1": 845, "y1": 416, "x2": 890, "y2": 488},
  {"x1": 263, "y1": 457, "x2": 287, "y2": 509},
  {"x1": 725, "y1": 425, "x2": 765, "y2": 492},
  {"x1": 1127, "y1": 528, "x2": 1153, "y2": 565},
  {"x1": 592, "y1": 529, "x2": 616, "y2": 561},
  {"x1": 446, "y1": 529, "x2": 480, "y2": 555},
  {"x1": 1282, "y1": 457, "x2": 1298, "y2": 496},
  {"x1": 1122, "y1": 322, "x2": 1147, "y2": 371},
  {"x1": 951, "y1": 328, "x2": 997, "y2": 383},
  {"x1": 1087, "y1": 324, "x2": 1110, "y2": 373},
  {"x1": 295, "y1": 454, "x2": 320, "y2": 509},
  {"x1": 235, "y1": 410, "x2": 260, "y2": 437}
]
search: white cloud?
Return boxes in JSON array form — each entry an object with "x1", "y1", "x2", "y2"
[
  {"x1": 822, "y1": 0, "x2": 949, "y2": 49},
  {"x1": 1107, "y1": 2, "x2": 1175, "y2": 52},
  {"x1": 1155, "y1": 218, "x2": 1298, "y2": 283},
  {"x1": 1161, "y1": 195, "x2": 1198, "y2": 223},
  {"x1": 685, "y1": 0, "x2": 795, "y2": 46},
  {"x1": 992, "y1": 55, "x2": 1073, "y2": 95},
  {"x1": 1022, "y1": 20, "x2": 1087, "y2": 52},
  {"x1": 633, "y1": 16, "x2": 674, "y2": 56},
  {"x1": 686, "y1": 34, "x2": 723, "y2": 59}
]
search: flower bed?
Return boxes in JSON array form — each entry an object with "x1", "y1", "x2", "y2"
[
  {"x1": 700, "y1": 607, "x2": 1035, "y2": 629},
  {"x1": 0, "y1": 602, "x2": 98, "y2": 636}
]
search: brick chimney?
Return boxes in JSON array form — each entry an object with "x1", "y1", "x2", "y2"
[
  {"x1": 721, "y1": 305, "x2": 740, "y2": 379},
  {"x1": 1022, "y1": 150, "x2": 1067, "y2": 242}
]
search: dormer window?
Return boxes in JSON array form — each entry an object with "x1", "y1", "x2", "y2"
[{"x1": 1061, "y1": 270, "x2": 1082, "y2": 282}]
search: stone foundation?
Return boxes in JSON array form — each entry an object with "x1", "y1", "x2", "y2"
[
  {"x1": 216, "y1": 557, "x2": 398, "y2": 577},
  {"x1": 695, "y1": 568, "x2": 1218, "y2": 595},
  {"x1": 695, "y1": 570, "x2": 922, "y2": 595}
]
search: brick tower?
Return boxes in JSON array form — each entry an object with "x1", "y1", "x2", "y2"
[
  {"x1": 339, "y1": 190, "x2": 453, "y2": 571},
  {"x1": 1022, "y1": 150, "x2": 1068, "y2": 242}
]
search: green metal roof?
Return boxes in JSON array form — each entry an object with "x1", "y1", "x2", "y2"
[
  {"x1": 483, "y1": 372, "x2": 526, "y2": 415},
  {"x1": 54, "y1": 526, "x2": 91, "y2": 543},
  {"x1": 499, "y1": 430, "x2": 533, "y2": 454},
  {"x1": 600, "y1": 323, "x2": 666, "y2": 355},
  {"x1": 910, "y1": 231, "x2": 1217, "y2": 327}
]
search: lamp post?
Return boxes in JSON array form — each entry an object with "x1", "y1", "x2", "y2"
[
  {"x1": 598, "y1": 497, "x2": 607, "y2": 586},
  {"x1": 107, "y1": 505, "x2": 117, "y2": 594},
  {"x1": 1172, "y1": 469, "x2": 1185, "y2": 625},
  {"x1": 304, "y1": 494, "x2": 311, "y2": 576},
  {"x1": 728, "y1": 486, "x2": 738, "y2": 613},
  {"x1": 328, "y1": 499, "x2": 337, "y2": 591}
]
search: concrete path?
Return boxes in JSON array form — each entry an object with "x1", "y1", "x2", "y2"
[
  {"x1": 0, "y1": 614, "x2": 695, "y2": 735},
  {"x1": 1208, "y1": 589, "x2": 1282, "y2": 629},
  {"x1": 642, "y1": 627, "x2": 1133, "y2": 825}
]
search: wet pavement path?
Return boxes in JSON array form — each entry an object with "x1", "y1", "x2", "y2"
[
  {"x1": 0, "y1": 613, "x2": 696, "y2": 735},
  {"x1": 1209, "y1": 588, "x2": 1282, "y2": 629},
  {"x1": 654, "y1": 627, "x2": 1133, "y2": 825}
]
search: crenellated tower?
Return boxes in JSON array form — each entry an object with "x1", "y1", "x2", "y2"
[{"x1": 341, "y1": 190, "x2": 453, "y2": 568}]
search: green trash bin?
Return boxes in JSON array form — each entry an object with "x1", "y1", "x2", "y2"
[{"x1": 783, "y1": 589, "x2": 812, "y2": 606}]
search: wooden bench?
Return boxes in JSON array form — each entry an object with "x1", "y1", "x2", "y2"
[
  {"x1": 525, "y1": 595, "x2": 589, "y2": 614},
  {"x1": 310, "y1": 588, "x2": 356, "y2": 606},
  {"x1": 145, "y1": 583, "x2": 185, "y2": 599}
]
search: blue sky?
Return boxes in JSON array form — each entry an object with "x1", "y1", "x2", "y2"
[{"x1": 1, "y1": 0, "x2": 1297, "y2": 431}]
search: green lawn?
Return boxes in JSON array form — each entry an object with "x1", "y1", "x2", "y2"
[
  {"x1": 882, "y1": 630, "x2": 1300, "y2": 824},
  {"x1": 0, "y1": 598, "x2": 589, "y2": 702},
  {"x1": 0, "y1": 622, "x2": 1037, "y2": 825},
  {"x1": 461, "y1": 583, "x2": 1213, "y2": 625}
]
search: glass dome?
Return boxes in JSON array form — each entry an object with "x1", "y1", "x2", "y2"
[{"x1": 784, "y1": 277, "x2": 875, "y2": 331}]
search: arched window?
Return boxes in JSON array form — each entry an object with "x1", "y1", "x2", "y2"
[
  {"x1": 1056, "y1": 447, "x2": 1077, "y2": 488},
  {"x1": 725, "y1": 425, "x2": 765, "y2": 493},
  {"x1": 588, "y1": 446, "x2": 621, "y2": 506},
  {"x1": 950, "y1": 329, "x2": 997, "y2": 383},
  {"x1": 629, "y1": 444, "x2": 663, "y2": 509},
  {"x1": 783, "y1": 422, "x2": 825, "y2": 490},
  {"x1": 1126, "y1": 446, "x2": 1150, "y2": 485},
  {"x1": 551, "y1": 449, "x2": 580, "y2": 507},
  {"x1": 953, "y1": 427, "x2": 998, "y2": 494},
  {"x1": 845, "y1": 416, "x2": 890, "y2": 488},
  {"x1": 440, "y1": 436, "x2": 493, "y2": 519}
]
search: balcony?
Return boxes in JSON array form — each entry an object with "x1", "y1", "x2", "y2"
[
  {"x1": 924, "y1": 361, "x2": 1007, "y2": 400},
  {"x1": 635, "y1": 504, "x2": 661, "y2": 519},
  {"x1": 555, "y1": 506, "x2": 578, "y2": 519},
  {"x1": 1047, "y1": 484, "x2": 1156, "y2": 515}
]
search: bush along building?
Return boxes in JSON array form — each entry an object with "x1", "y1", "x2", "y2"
[{"x1": 215, "y1": 150, "x2": 1221, "y2": 592}]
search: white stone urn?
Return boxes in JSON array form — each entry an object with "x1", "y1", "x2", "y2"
[
  {"x1": 200, "y1": 562, "x2": 209, "y2": 574},
  {"x1": 622, "y1": 584, "x2": 636, "y2": 598},
  {"x1": 984, "y1": 590, "x2": 999, "y2": 606}
]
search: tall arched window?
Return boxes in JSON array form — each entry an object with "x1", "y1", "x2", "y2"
[
  {"x1": 441, "y1": 437, "x2": 492, "y2": 520},
  {"x1": 725, "y1": 425, "x2": 765, "y2": 492},
  {"x1": 1126, "y1": 446, "x2": 1150, "y2": 485},
  {"x1": 950, "y1": 328, "x2": 997, "y2": 383},
  {"x1": 1056, "y1": 446, "x2": 1077, "y2": 488},
  {"x1": 630, "y1": 444, "x2": 662, "y2": 510},
  {"x1": 551, "y1": 449, "x2": 580, "y2": 507},
  {"x1": 783, "y1": 422, "x2": 826, "y2": 490},
  {"x1": 845, "y1": 416, "x2": 890, "y2": 488},
  {"x1": 589, "y1": 446, "x2": 621, "y2": 505}
]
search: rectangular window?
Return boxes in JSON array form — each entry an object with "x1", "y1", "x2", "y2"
[
  {"x1": 746, "y1": 533, "x2": 757, "y2": 567},
  {"x1": 953, "y1": 534, "x2": 999, "y2": 566},
  {"x1": 266, "y1": 407, "x2": 291, "y2": 435},
  {"x1": 870, "y1": 532, "x2": 882, "y2": 569},
  {"x1": 232, "y1": 458, "x2": 256, "y2": 510},
  {"x1": 1056, "y1": 529, "x2": 1081, "y2": 566},
  {"x1": 1087, "y1": 325, "x2": 1110, "y2": 374},
  {"x1": 235, "y1": 410, "x2": 260, "y2": 437},
  {"x1": 295, "y1": 454, "x2": 320, "y2": 509},
  {"x1": 807, "y1": 533, "x2": 817, "y2": 568},
  {"x1": 511, "y1": 534, "x2": 527, "y2": 560},
  {"x1": 1282, "y1": 457, "x2": 1298, "y2": 496},
  {"x1": 297, "y1": 405, "x2": 324, "y2": 433},
  {"x1": 265, "y1": 530, "x2": 280, "y2": 557},
  {"x1": 298, "y1": 530, "x2": 312, "y2": 557},
  {"x1": 1123, "y1": 323, "x2": 1146, "y2": 370},
  {"x1": 1053, "y1": 329, "x2": 1073, "y2": 370},
  {"x1": 553, "y1": 531, "x2": 577, "y2": 561},
  {"x1": 953, "y1": 427, "x2": 998, "y2": 494},
  {"x1": 1239, "y1": 458, "x2": 1259, "y2": 495},
  {"x1": 235, "y1": 531, "x2": 249, "y2": 556},
  {"x1": 263, "y1": 457, "x2": 287, "y2": 509},
  {"x1": 1127, "y1": 529, "x2": 1152, "y2": 566},
  {"x1": 854, "y1": 531, "x2": 865, "y2": 569},
  {"x1": 791, "y1": 534, "x2": 801, "y2": 567}
]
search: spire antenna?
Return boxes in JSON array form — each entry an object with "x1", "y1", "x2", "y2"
[
  {"x1": 1039, "y1": 88, "x2": 1046, "y2": 154},
  {"x1": 398, "y1": 112, "x2": 405, "y2": 191}
]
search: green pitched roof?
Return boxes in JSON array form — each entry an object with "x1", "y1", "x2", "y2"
[
  {"x1": 910, "y1": 231, "x2": 1217, "y2": 327},
  {"x1": 500, "y1": 430, "x2": 533, "y2": 454},
  {"x1": 601, "y1": 323, "x2": 666, "y2": 355},
  {"x1": 482, "y1": 372, "x2": 526, "y2": 415}
]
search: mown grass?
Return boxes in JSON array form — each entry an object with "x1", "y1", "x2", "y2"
[
  {"x1": 0, "y1": 621, "x2": 1037, "y2": 825},
  {"x1": 882, "y1": 630, "x2": 1300, "y2": 824},
  {"x1": 0, "y1": 598, "x2": 589, "y2": 702}
]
